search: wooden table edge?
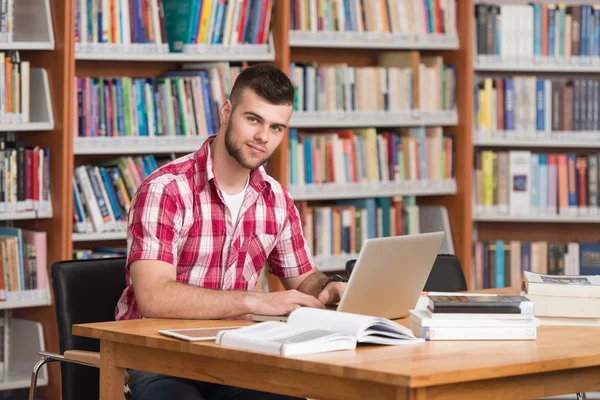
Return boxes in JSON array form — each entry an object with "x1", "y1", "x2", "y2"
[{"x1": 73, "y1": 322, "x2": 600, "y2": 390}]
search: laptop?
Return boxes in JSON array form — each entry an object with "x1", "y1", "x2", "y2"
[{"x1": 253, "y1": 231, "x2": 445, "y2": 322}]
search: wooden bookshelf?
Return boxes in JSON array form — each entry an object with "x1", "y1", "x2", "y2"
[{"x1": 25, "y1": 1, "x2": 478, "y2": 398}]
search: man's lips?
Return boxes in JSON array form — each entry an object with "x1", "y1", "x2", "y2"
[{"x1": 247, "y1": 143, "x2": 266, "y2": 153}]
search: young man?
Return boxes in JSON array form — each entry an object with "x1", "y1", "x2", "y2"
[{"x1": 115, "y1": 63, "x2": 347, "y2": 400}]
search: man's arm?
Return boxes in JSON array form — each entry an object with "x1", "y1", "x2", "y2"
[
  {"x1": 281, "y1": 268, "x2": 346, "y2": 305},
  {"x1": 131, "y1": 259, "x2": 325, "y2": 319},
  {"x1": 281, "y1": 268, "x2": 328, "y2": 297}
]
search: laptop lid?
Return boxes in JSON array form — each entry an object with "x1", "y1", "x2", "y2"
[{"x1": 336, "y1": 231, "x2": 445, "y2": 320}]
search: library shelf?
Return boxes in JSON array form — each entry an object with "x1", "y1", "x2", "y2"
[
  {"x1": 474, "y1": 214, "x2": 600, "y2": 223},
  {"x1": 289, "y1": 30, "x2": 459, "y2": 50},
  {"x1": 72, "y1": 232, "x2": 127, "y2": 242},
  {"x1": 474, "y1": 133, "x2": 600, "y2": 148},
  {"x1": 0, "y1": 68, "x2": 54, "y2": 132},
  {"x1": 289, "y1": 179, "x2": 457, "y2": 201},
  {"x1": 476, "y1": 56, "x2": 600, "y2": 73},
  {"x1": 74, "y1": 136, "x2": 208, "y2": 155},
  {"x1": 289, "y1": 110, "x2": 458, "y2": 129},
  {"x1": 0, "y1": 289, "x2": 51, "y2": 311},
  {"x1": 0, "y1": 0, "x2": 55, "y2": 51}
]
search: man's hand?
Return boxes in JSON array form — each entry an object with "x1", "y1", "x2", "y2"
[
  {"x1": 317, "y1": 282, "x2": 347, "y2": 305},
  {"x1": 249, "y1": 289, "x2": 326, "y2": 316}
]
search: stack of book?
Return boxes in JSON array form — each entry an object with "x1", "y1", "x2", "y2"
[
  {"x1": 409, "y1": 293, "x2": 539, "y2": 340},
  {"x1": 523, "y1": 271, "x2": 600, "y2": 326}
]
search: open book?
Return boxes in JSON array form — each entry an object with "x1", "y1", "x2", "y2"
[{"x1": 216, "y1": 308, "x2": 424, "y2": 357}]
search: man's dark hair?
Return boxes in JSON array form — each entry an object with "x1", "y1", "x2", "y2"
[{"x1": 229, "y1": 63, "x2": 295, "y2": 109}]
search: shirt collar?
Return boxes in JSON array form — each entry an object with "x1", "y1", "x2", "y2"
[{"x1": 195, "y1": 136, "x2": 271, "y2": 195}]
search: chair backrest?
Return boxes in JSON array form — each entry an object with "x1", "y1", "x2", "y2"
[
  {"x1": 51, "y1": 257, "x2": 127, "y2": 400},
  {"x1": 422, "y1": 254, "x2": 468, "y2": 292},
  {"x1": 344, "y1": 253, "x2": 467, "y2": 292}
]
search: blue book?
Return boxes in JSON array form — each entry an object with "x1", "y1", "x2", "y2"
[
  {"x1": 580, "y1": 243, "x2": 600, "y2": 275},
  {"x1": 521, "y1": 242, "x2": 531, "y2": 274},
  {"x1": 495, "y1": 241, "x2": 505, "y2": 288},
  {"x1": 212, "y1": 0, "x2": 225, "y2": 44},
  {"x1": 533, "y1": 4, "x2": 541, "y2": 55},
  {"x1": 99, "y1": 167, "x2": 122, "y2": 222},
  {"x1": 303, "y1": 139, "x2": 312, "y2": 184},
  {"x1": 189, "y1": 0, "x2": 203, "y2": 44},
  {"x1": 536, "y1": 79, "x2": 545, "y2": 131},
  {"x1": 504, "y1": 78, "x2": 515, "y2": 130},
  {"x1": 289, "y1": 129, "x2": 298, "y2": 185},
  {"x1": 548, "y1": 6, "x2": 556, "y2": 57},
  {"x1": 539, "y1": 154, "x2": 548, "y2": 211}
]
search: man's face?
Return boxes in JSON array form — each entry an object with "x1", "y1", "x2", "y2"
[{"x1": 223, "y1": 88, "x2": 292, "y2": 170}]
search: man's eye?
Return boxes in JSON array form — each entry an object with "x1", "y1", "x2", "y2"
[
  {"x1": 272, "y1": 126, "x2": 282, "y2": 132},
  {"x1": 248, "y1": 117, "x2": 257, "y2": 123}
]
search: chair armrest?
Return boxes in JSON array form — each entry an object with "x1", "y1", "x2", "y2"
[
  {"x1": 64, "y1": 350, "x2": 100, "y2": 367},
  {"x1": 38, "y1": 350, "x2": 98, "y2": 368}
]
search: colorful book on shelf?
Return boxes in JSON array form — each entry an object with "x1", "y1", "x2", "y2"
[
  {"x1": 476, "y1": 3, "x2": 600, "y2": 61},
  {"x1": 75, "y1": 0, "x2": 168, "y2": 51},
  {"x1": 290, "y1": 0, "x2": 457, "y2": 37},
  {"x1": 73, "y1": 155, "x2": 170, "y2": 234},
  {"x1": 471, "y1": 240, "x2": 600, "y2": 290},
  {"x1": 160, "y1": 0, "x2": 273, "y2": 52},
  {"x1": 288, "y1": 127, "x2": 454, "y2": 187},
  {"x1": 302, "y1": 197, "x2": 418, "y2": 260},
  {"x1": 0, "y1": 51, "x2": 30, "y2": 124},
  {"x1": 289, "y1": 56, "x2": 455, "y2": 114},
  {"x1": 475, "y1": 150, "x2": 600, "y2": 217},
  {"x1": 476, "y1": 76, "x2": 600, "y2": 133}
]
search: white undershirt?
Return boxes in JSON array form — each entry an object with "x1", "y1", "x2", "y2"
[{"x1": 221, "y1": 177, "x2": 249, "y2": 226}]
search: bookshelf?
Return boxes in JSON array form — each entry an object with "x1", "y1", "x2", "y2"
[
  {"x1": 471, "y1": 1, "x2": 600, "y2": 299},
  {"x1": 0, "y1": 0, "x2": 67, "y2": 398},
  {"x1": 2, "y1": 0, "x2": 55, "y2": 51},
  {"x1": 21, "y1": 0, "x2": 477, "y2": 398}
]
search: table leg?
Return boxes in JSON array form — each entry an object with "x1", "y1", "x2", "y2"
[{"x1": 100, "y1": 340, "x2": 125, "y2": 400}]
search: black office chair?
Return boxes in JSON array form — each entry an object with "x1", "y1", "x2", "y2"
[
  {"x1": 29, "y1": 257, "x2": 130, "y2": 400},
  {"x1": 422, "y1": 253, "x2": 467, "y2": 292}
]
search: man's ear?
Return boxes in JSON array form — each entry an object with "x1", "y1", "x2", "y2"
[{"x1": 220, "y1": 99, "x2": 233, "y2": 125}]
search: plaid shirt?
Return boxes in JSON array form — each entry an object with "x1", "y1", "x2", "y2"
[{"x1": 115, "y1": 137, "x2": 314, "y2": 321}]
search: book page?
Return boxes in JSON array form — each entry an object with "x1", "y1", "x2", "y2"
[{"x1": 287, "y1": 308, "x2": 373, "y2": 337}]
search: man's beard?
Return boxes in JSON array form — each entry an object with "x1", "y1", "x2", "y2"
[{"x1": 224, "y1": 123, "x2": 269, "y2": 170}]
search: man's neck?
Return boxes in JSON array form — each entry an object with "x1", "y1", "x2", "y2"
[{"x1": 209, "y1": 135, "x2": 251, "y2": 195}]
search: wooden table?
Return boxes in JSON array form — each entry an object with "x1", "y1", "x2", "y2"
[{"x1": 73, "y1": 316, "x2": 600, "y2": 400}]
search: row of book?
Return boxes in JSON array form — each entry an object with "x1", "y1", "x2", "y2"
[
  {"x1": 164, "y1": 0, "x2": 273, "y2": 51},
  {"x1": 75, "y1": 63, "x2": 245, "y2": 138},
  {"x1": 472, "y1": 240, "x2": 594, "y2": 291},
  {"x1": 0, "y1": 133, "x2": 51, "y2": 214},
  {"x1": 475, "y1": 4, "x2": 598, "y2": 60},
  {"x1": 75, "y1": 0, "x2": 273, "y2": 52},
  {"x1": 475, "y1": 150, "x2": 600, "y2": 217},
  {"x1": 73, "y1": 155, "x2": 174, "y2": 234},
  {"x1": 0, "y1": 0, "x2": 12, "y2": 44},
  {"x1": 288, "y1": 127, "x2": 454, "y2": 187},
  {"x1": 477, "y1": 77, "x2": 600, "y2": 133},
  {"x1": 410, "y1": 293, "x2": 537, "y2": 341},
  {"x1": 290, "y1": 55, "x2": 456, "y2": 114},
  {"x1": 75, "y1": 0, "x2": 168, "y2": 51},
  {"x1": 0, "y1": 227, "x2": 47, "y2": 296},
  {"x1": 299, "y1": 196, "x2": 419, "y2": 259},
  {"x1": 289, "y1": 0, "x2": 457, "y2": 37},
  {"x1": 523, "y1": 271, "x2": 600, "y2": 324},
  {"x1": 0, "y1": 51, "x2": 30, "y2": 125}
]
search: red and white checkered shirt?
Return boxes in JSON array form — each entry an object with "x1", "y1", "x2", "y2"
[{"x1": 114, "y1": 137, "x2": 314, "y2": 321}]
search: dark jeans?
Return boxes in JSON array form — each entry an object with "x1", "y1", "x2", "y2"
[{"x1": 127, "y1": 369, "x2": 306, "y2": 400}]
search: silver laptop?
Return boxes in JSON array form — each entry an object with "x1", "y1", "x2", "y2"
[{"x1": 254, "y1": 231, "x2": 445, "y2": 321}]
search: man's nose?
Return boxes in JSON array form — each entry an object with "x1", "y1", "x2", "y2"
[{"x1": 254, "y1": 126, "x2": 269, "y2": 143}]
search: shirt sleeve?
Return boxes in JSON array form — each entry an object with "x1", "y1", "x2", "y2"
[
  {"x1": 267, "y1": 195, "x2": 314, "y2": 278},
  {"x1": 126, "y1": 182, "x2": 182, "y2": 268}
]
